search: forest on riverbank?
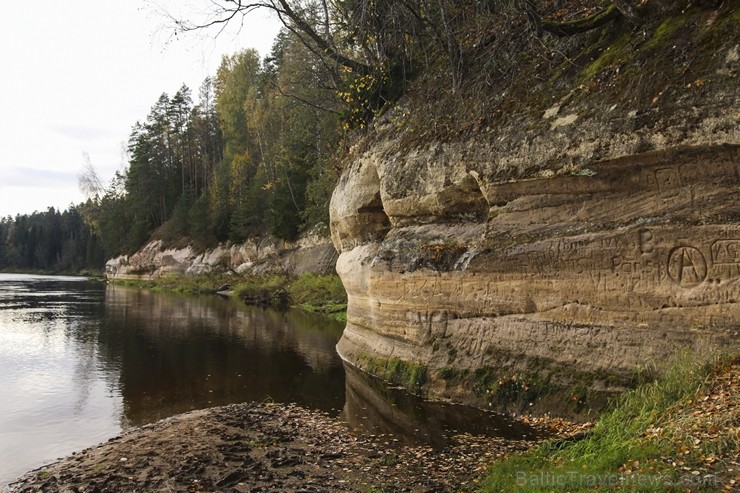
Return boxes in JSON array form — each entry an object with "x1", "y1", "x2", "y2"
[
  {"x1": 3, "y1": 0, "x2": 713, "y2": 275},
  {"x1": 1, "y1": 1, "x2": 737, "y2": 491},
  {"x1": 1, "y1": 28, "x2": 343, "y2": 273}
]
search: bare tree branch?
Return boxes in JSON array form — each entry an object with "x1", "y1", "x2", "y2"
[
  {"x1": 268, "y1": 79, "x2": 340, "y2": 115},
  {"x1": 170, "y1": 1, "x2": 373, "y2": 76},
  {"x1": 541, "y1": 4, "x2": 621, "y2": 36},
  {"x1": 78, "y1": 152, "x2": 104, "y2": 200}
]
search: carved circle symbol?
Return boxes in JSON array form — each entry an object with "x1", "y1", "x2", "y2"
[{"x1": 667, "y1": 246, "x2": 707, "y2": 287}]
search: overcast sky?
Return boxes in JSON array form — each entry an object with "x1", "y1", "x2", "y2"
[{"x1": 0, "y1": 1, "x2": 280, "y2": 218}]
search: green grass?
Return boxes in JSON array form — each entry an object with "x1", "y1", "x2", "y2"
[
  {"x1": 579, "y1": 30, "x2": 633, "y2": 82},
  {"x1": 287, "y1": 273, "x2": 347, "y2": 320},
  {"x1": 112, "y1": 272, "x2": 348, "y2": 320},
  {"x1": 112, "y1": 273, "x2": 235, "y2": 295},
  {"x1": 287, "y1": 273, "x2": 347, "y2": 305},
  {"x1": 644, "y1": 9, "x2": 694, "y2": 50},
  {"x1": 478, "y1": 352, "x2": 735, "y2": 492},
  {"x1": 232, "y1": 275, "x2": 289, "y2": 306},
  {"x1": 297, "y1": 302, "x2": 348, "y2": 321}
]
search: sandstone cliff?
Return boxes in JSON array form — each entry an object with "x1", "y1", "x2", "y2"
[
  {"x1": 330, "y1": 6, "x2": 739, "y2": 415},
  {"x1": 105, "y1": 235, "x2": 337, "y2": 281}
]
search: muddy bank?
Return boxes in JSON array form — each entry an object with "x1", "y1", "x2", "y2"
[{"x1": 8, "y1": 402, "x2": 586, "y2": 492}]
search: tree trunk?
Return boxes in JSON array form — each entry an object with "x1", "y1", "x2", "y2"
[{"x1": 436, "y1": 0, "x2": 463, "y2": 91}]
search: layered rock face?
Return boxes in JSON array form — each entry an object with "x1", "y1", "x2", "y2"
[
  {"x1": 330, "y1": 67, "x2": 739, "y2": 412},
  {"x1": 105, "y1": 235, "x2": 337, "y2": 280}
]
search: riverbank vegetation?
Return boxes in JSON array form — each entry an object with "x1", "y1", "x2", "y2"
[
  {"x1": 0, "y1": 208, "x2": 105, "y2": 274},
  {"x1": 78, "y1": 32, "x2": 343, "y2": 256},
  {"x1": 3, "y1": 2, "x2": 733, "y2": 276},
  {"x1": 113, "y1": 272, "x2": 348, "y2": 320},
  {"x1": 2, "y1": 2, "x2": 737, "y2": 491},
  {"x1": 479, "y1": 352, "x2": 739, "y2": 492}
]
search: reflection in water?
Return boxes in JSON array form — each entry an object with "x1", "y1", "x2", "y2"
[
  {"x1": 101, "y1": 285, "x2": 347, "y2": 426},
  {"x1": 0, "y1": 275, "x2": 115, "y2": 487},
  {"x1": 0, "y1": 275, "x2": 537, "y2": 486},
  {"x1": 0, "y1": 277, "x2": 347, "y2": 485},
  {"x1": 342, "y1": 362, "x2": 538, "y2": 448}
]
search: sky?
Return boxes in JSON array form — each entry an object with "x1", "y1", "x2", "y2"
[{"x1": 0, "y1": 1, "x2": 281, "y2": 218}]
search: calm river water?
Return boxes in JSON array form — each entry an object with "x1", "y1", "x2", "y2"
[{"x1": 0, "y1": 273, "x2": 533, "y2": 485}]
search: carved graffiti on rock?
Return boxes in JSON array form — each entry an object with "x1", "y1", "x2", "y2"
[
  {"x1": 708, "y1": 239, "x2": 740, "y2": 283},
  {"x1": 711, "y1": 240, "x2": 740, "y2": 265},
  {"x1": 639, "y1": 229, "x2": 655, "y2": 254},
  {"x1": 655, "y1": 168, "x2": 681, "y2": 196},
  {"x1": 667, "y1": 246, "x2": 707, "y2": 287}
]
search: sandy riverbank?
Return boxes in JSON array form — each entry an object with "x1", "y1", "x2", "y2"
[{"x1": 8, "y1": 401, "x2": 586, "y2": 492}]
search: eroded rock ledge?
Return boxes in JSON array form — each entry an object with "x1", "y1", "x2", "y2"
[
  {"x1": 105, "y1": 234, "x2": 337, "y2": 280},
  {"x1": 330, "y1": 43, "x2": 739, "y2": 415}
]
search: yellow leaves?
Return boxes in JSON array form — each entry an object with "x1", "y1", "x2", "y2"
[
  {"x1": 635, "y1": 358, "x2": 740, "y2": 490},
  {"x1": 338, "y1": 71, "x2": 385, "y2": 131},
  {"x1": 703, "y1": 455, "x2": 717, "y2": 465},
  {"x1": 618, "y1": 460, "x2": 641, "y2": 474}
]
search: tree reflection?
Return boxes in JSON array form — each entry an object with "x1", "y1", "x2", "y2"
[{"x1": 100, "y1": 285, "x2": 346, "y2": 427}]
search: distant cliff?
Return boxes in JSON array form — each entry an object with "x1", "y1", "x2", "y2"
[
  {"x1": 105, "y1": 234, "x2": 337, "y2": 280},
  {"x1": 329, "y1": 5, "x2": 739, "y2": 416}
]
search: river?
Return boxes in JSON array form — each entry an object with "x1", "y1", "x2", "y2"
[{"x1": 0, "y1": 273, "x2": 534, "y2": 486}]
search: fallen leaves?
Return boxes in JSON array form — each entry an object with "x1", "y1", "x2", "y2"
[
  {"x1": 639, "y1": 359, "x2": 740, "y2": 491},
  {"x1": 8, "y1": 401, "x2": 584, "y2": 493}
]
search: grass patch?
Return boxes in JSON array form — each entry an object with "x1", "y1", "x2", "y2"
[
  {"x1": 378, "y1": 452, "x2": 399, "y2": 467},
  {"x1": 112, "y1": 273, "x2": 235, "y2": 295},
  {"x1": 112, "y1": 272, "x2": 348, "y2": 319},
  {"x1": 579, "y1": 30, "x2": 633, "y2": 82},
  {"x1": 287, "y1": 274, "x2": 347, "y2": 320},
  {"x1": 297, "y1": 302, "x2": 348, "y2": 321},
  {"x1": 478, "y1": 352, "x2": 737, "y2": 492},
  {"x1": 438, "y1": 366, "x2": 463, "y2": 380},
  {"x1": 644, "y1": 9, "x2": 694, "y2": 50},
  {"x1": 233, "y1": 275, "x2": 289, "y2": 307},
  {"x1": 287, "y1": 273, "x2": 347, "y2": 305}
]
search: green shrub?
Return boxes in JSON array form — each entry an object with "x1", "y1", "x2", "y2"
[
  {"x1": 287, "y1": 274, "x2": 347, "y2": 305},
  {"x1": 288, "y1": 274, "x2": 347, "y2": 319},
  {"x1": 233, "y1": 275, "x2": 289, "y2": 307}
]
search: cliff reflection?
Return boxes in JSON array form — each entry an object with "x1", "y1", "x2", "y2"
[
  {"x1": 101, "y1": 285, "x2": 346, "y2": 427},
  {"x1": 341, "y1": 362, "x2": 538, "y2": 448},
  {"x1": 0, "y1": 276, "x2": 544, "y2": 485},
  {"x1": 98, "y1": 285, "x2": 537, "y2": 444}
]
